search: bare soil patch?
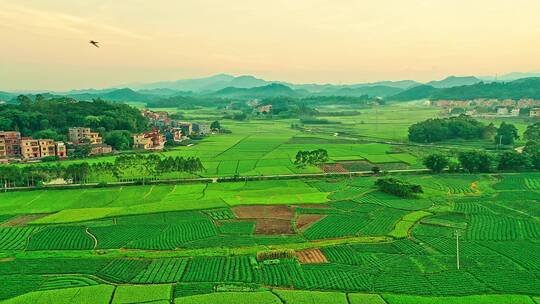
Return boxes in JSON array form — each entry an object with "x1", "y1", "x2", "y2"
[
  {"x1": 0, "y1": 214, "x2": 50, "y2": 227},
  {"x1": 321, "y1": 163, "x2": 349, "y2": 173},
  {"x1": 296, "y1": 214, "x2": 326, "y2": 231},
  {"x1": 296, "y1": 248, "x2": 328, "y2": 264},
  {"x1": 255, "y1": 218, "x2": 293, "y2": 235},
  {"x1": 233, "y1": 205, "x2": 293, "y2": 220}
]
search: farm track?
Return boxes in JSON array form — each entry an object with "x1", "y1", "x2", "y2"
[
  {"x1": 1, "y1": 168, "x2": 432, "y2": 192},
  {"x1": 85, "y1": 228, "x2": 99, "y2": 250}
]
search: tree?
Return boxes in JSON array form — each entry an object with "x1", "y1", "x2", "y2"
[
  {"x1": 423, "y1": 154, "x2": 449, "y2": 173},
  {"x1": 72, "y1": 143, "x2": 92, "y2": 158},
  {"x1": 495, "y1": 122, "x2": 519, "y2": 145},
  {"x1": 210, "y1": 121, "x2": 221, "y2": 130},
  {"x1": 33, "y1": 129, "x2": 64, "y2": 141},
  {"x1": 524, "y1": 141, "x2": 540, "y2": 169},
  {"x1": 524, "y1": 122, "x2": 540, "y2": 143},
  {"x1": 105, "y1": 130, "x2": 132, "y2": 150},
  {"x1": 294, "y1": 149, "x2": 328, "y2": 167},
  {"x1": 482, "y1": 123, "x2": 497, "y2": 140},
  {"x1": 458, "y1": 151, "x2": 493, "y2": 173},
  {"x1": 497, "y1": 151, "x2": 532, "y2": 171}
]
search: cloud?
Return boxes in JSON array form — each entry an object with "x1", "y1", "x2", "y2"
[{"x1": 0, "y1": 2, "x2": 149, "y2": 40}]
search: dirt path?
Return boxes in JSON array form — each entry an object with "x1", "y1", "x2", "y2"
[{"x1": 85, "y1": 228, "x2": 98, "y2": 250}]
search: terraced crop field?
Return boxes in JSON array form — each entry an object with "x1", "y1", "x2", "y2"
[{"x1": 0, "y1": 173, "x2": 539, "y2": 302}]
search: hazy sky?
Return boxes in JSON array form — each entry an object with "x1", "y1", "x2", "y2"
[{"x1": 1, "y1": 0, "x2": 540, "y2": 91}]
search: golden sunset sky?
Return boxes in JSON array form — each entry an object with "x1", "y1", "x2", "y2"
[{"x1": 1, "y1": 0, "x2": 540, "y2": 90}]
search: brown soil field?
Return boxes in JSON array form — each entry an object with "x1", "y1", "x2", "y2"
[
  {"x1": 295, "y1": 214, "x2": 326, "y2": 231},
  {"x1": 321, "y1": 163, "x2": 349, "y2": 173},
  {"x1": 255, "y1": 218, "x2": 293, "y2": 234},
  {"x1": 0, "y1": 214, "x2": 50, "y2": 226},
  {"x1": 296, "y1": 248, "x2": 328, "y2": 264},
  {"x1": 233, "y1": 205, "x2": 293, "y2": 220}
]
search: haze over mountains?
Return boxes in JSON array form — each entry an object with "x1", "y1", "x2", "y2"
[{"x1": 2, "y1": 72, "x2": 540, "y2": 103}]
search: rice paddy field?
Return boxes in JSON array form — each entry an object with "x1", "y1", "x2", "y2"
[{"x1": 0, "y1": 171, "x2": 539, "y2": 303}]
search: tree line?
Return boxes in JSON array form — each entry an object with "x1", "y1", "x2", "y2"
[
  {"x1": 409, "y1": 116, "x2": 519, "y2": 145},
  {"x1": 0, "y1": 155, "x2": 204, "y2": 187},
  {"x1": 0, "y1": 96, "x2": 148, "y2": 143},
  {"x1": 423, "y1": 122, "x2": 540, "y2": 173}
]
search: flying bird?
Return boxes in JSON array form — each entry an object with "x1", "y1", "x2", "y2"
[{"x1": 89, "y1": 40, "x2": 100, "y2": 48}]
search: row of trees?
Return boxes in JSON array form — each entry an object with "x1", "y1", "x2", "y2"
[
  {"x1": 0, "y1": 155, "x2": 204, "y2": 187},
  {"x1": 424, "y1": 122, "x2": 540, "y2": 173},
  {"x1": 294, "y1": 149, "x2": 329, "y2": 167},
  {"x1": 408, "y1": 116, "x2": 519, "y2": 145}
]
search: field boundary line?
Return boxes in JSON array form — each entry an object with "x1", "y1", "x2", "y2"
[
  {"x1": 269, "y1": 289, "x2": 286, "y2": 304},
  {"x1": 85, "y1": 228, "x2": 98, "y2": 250},
  {"x1": 143, "y1": 185, "x2": 155, "y2": 199},
  {"x1": 107, "y1": 285, "x2": 117, "y2": 304},
  {"x1": 214, "y1": 135, "x2": 252, "y2": 158}
]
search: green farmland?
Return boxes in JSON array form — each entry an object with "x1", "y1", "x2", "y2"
[{"x1": 0, "y1": 172, "x2": 539, "y2": 302}]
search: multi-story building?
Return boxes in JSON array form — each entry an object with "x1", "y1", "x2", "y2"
[
  {"x1": 165, "y1": 128, "x2": 183, "y2": 142},
  {"x1": 68, "y1": 127, "x2": 103, "y2": 144},
  {"x1": 530, "y1": 108, "x2": 540, "y2": 117},
  {"x1": 55, "y1": 142, "x2": 67, "y2": 158},
  {"x1": 177, "y1": 122, "x2": 193, "y2": 136},
  {"x1": 192, "y1": 123, "x2": 211, "y2": 135},
  {"x1": 20, "y1": 138, "x2": 41, "y2": 159},
  {"x1": 90, "y1": 144, "x2": 113, "y2": 155},
  {"x1": 38, "y1": 139, "x2": 56, "y2": 158},
  {"x1": 132, "y1": 134, "x2": 153, "y2": 150},
  {"x1": 132, "y1": 129, "x2": 165, "y2": 150},
  {"x1": 0, "y1": 131, "x2": 21, "y2": 157}
]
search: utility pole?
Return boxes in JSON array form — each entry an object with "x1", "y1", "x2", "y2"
[
  {"x1": 498, "y1": 135, "x2": 503, "y2": 150},
  {"x1": 455, "y1": 229, "x2": 460, "y2": 270}
]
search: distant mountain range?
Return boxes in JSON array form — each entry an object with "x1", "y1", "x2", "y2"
[
  {"x1": 3, "y1": 72, "x2": 540, "y2": 103},
  {"x1": 387, "y1": 77, "x2": 540, "y2": 101}
]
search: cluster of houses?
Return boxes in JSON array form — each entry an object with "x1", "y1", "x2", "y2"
[
  {"x1": 137, "y1": 110, "x2": 211, "y2": 150},
  {"x1": 0, "y1": 127, "x2": 113, "y2": 162},
  {"x1": 434, "y1": 99, "x2": 540, "y2": 118},
  {"x1": 0, "y1": 110, "x2": 214, "y2": 162}
]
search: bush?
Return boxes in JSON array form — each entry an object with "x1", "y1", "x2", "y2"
[{"x1": 375, "y1": 178, "x2": 423, "y2": 198}]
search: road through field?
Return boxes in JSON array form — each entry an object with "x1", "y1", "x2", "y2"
[{"x1": 2, "y1": 168, "x2": 432, "y2": 192}]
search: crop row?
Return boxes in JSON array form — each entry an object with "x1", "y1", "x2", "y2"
[
  {"x1": 26, "y1": 226, "x2": 94, "y2": 250},
  {"x1": 131, "y1": 258, "x2": 188, "y2": 284},
  {"x1": 467, "y1": 215, "x2": 540, "y2": 240},
  {"x1": 0, "y1": 227, "x2": 40, "y2": 250}
]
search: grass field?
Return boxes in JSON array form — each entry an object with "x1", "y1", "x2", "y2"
[
  {"x1": 0, "y1": 171, "x2": 539, "y2": 301},
  {"x1": 1, "y1": 103, "x2": 539, "y2": 302}
]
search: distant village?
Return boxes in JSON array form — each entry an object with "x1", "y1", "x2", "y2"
[
  {"x1": 434, "y1": 98, "x2": 540, "y2": 118},
  {"x1": 0, "y1": 109, "x2": 212, "y2": 163}
]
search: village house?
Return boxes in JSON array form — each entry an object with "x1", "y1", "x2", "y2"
[
  {"x1": 0, "y1": 131, "x2": 21, "y2": 157},
  {"x1": 255, "y1": 104, "x2": 273, "y2": 114},
  {"x1": 530, "y1": 108, "x2": 540, "y2": 117},
  {"x1": 38, "y1": 139, "x2": 56, "y2": 158},
  {"x1": 55, "y1": 142, "x2": 67, "y2": 158},
  {"x1": 20, "y1": 138, "x2": 40, "y2": 159},
  {"x1": 90, "y1": 144, "x2": 113, "y2": 155},
  {"x1": 132, "y1": 129, "x2": 165, "y2": 150},
  {"x1": 165, "y1": 128, "x2": 183, "y2": 142},
  {"x1": 496, "y1": 107, "x2": 509, "y2": 116},
  {"x1": 177, "y1": 122, "x2": 193, "y2": 136},
  {"x1": 510, "y1": 108, "x2": 520, "y2": 116},
  {"x1": 192, "y1": 123, "x2": 211, "y2": 135},
  {"x1": 68, "y1": 127, "x2": 103, "y2": 144}
]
